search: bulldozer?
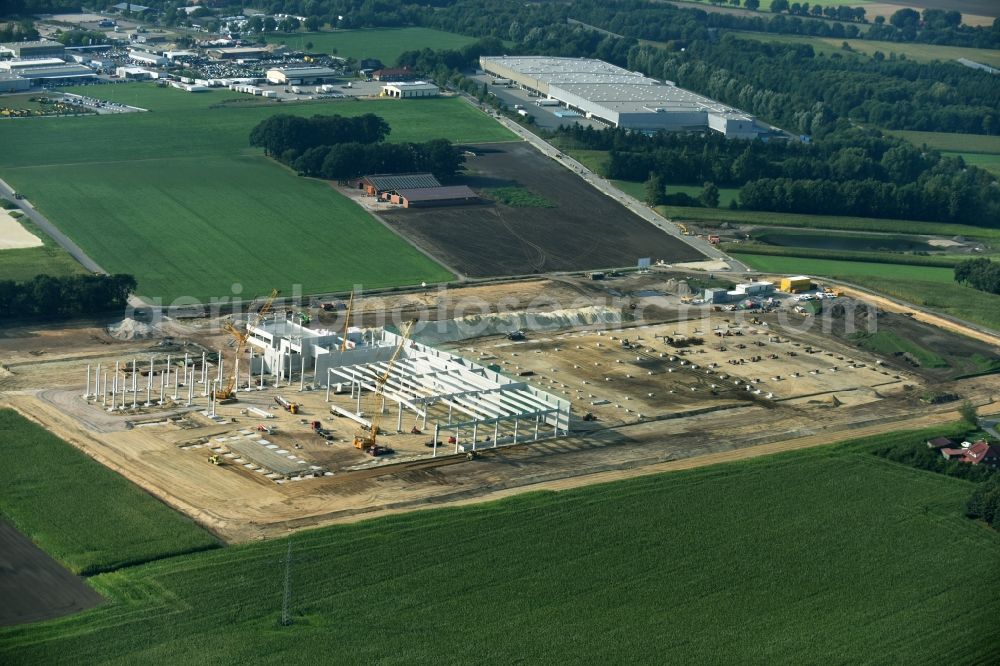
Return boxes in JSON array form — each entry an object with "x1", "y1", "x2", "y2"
[{"x1": 208, "y1": 454, "x2": 223, "y2": 466}]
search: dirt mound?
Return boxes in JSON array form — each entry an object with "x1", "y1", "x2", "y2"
[
  {"x1": 413, "y1": 306, "x2": 623, "y2": 344},
  {"x1": 107, "y1": 318, "x2": 161, "y2": 341}
]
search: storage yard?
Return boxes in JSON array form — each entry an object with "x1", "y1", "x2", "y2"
[{"x1": 2, "y1": 272, "x2": 997, "y2": 542}]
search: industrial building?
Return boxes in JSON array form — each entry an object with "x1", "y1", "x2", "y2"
[
  {"x1": 245, "y1": 320, "x2": 571, "y2": 448},
  {"x1": 391, "y1": 185, "x2": 479, "y2": 207},
  {"x1": 265, "y1": 66, "x2": 339, "y2": 85},
  {"x1": 0, "y1": 39, "x2": 65, "y2": 59},
  {"x1": 0, "y1": 72, "x2": 30, "y2": 92},
  {"x1": 0, "y1": 59, "x2": 96, "y2": 84},
  {"x1": 372, "y1": 67, "x2": 418, "y2": 81},
  {"x1": 209, "y1": 46, "x2": 269, "y2": 60},
  {"x1": 704, "y1": 281, "x2": 775, "y2": 304},
  {"x1": 479, "y1": 56, "x2": 763, "y2": 138},
  {"x1": 128, "y1": 49, "x2": 168, "y2": 66},
  {"x1": 116, "y1": 66, "x2": 159, "y2": 80},
  {"x1": 381, "y1": 81, "x2": 439, "y2": 98},
  {"x1": 359, "y1": 173, "x2": 441, "y2": 197}
]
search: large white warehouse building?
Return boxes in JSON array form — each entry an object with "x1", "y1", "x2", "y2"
[{"x1": 480, "y1": 56, "x2": 763, "y2": 139}]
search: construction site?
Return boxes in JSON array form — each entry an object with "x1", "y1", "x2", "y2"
[{"x1": 1, "y1": 271, "x2": 998, "y2": 542}]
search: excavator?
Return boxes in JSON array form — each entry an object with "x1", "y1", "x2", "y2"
[
  {"x1": 353, "y1": 321, "x2": 413, "y2": 456},
  {"x1": 217, "y1": 288, "x2": 279, "y2": 401}
]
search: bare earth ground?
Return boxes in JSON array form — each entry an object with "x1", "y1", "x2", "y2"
[
  {"x1": 2, "y1": 275, "x2": 997, "y2": 545},
  {"x1": 0, "y1": 520, "x2": 103, "y2": 627},
  {"x1": 378, "y1": 142, "x2": 703, "y2": 276},
  {"x1": 0, "y1": 209, "x2": 42, "y2": 249}
]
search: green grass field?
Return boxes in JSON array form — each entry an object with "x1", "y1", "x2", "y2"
[
  {"x1": 850, "y1": 330, "x2": 949, "y2": 368},
  {"x1": 945, "y1": 152, "x2": 1000, "y2": 177},
  {"x1": 660, "y1": 204, "x2": 1000, "y2": 241},
  {"x1": 2, "y1": 424, "x2": 998, "y2": 662},
  {"x1": 0, "y1": 409, "x2": 218, "y2": 576},
  {"x1": 0, "y1": 217, "x2": 85, "y2": 282},
  {"x1": 266, "y1": 27, "x2": 478, "y2": 66},
  {"x1": 732, "y1": 252, "x2": 955, "y2": 281},
  {"x1": 480, "y1": 186, "x2": 554, "y2": 207},
  {"x1": 889, "y1": 130, "x2": 1000, "y2": 177},
  {"x1": 0, "y1": 85, "x2": 515, "y2": 300},
  {"x1": 612, "y1": 179, "x2": 741, "y2": 207}
]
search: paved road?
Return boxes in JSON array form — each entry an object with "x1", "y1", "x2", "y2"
[
  {"x1": 476, "y1": 103, "x2": 750, "y2": 272},
  {"x1": 0, "y1": 177, "x2": 107, "y2": 274}
]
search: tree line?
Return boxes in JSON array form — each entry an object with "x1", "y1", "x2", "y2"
[
  {"x1": 955, "y1": 258, "x2": 1000, "y2": 295},
  {"x1": 555, "y1": 123, "x2": 1000, "y2": 226},
  {"x1": 967, "y1": 476, "x2": 1000, "y2": 531},
  {"x1": 249, "y1": 113, "x2": 463, "y2": 180},
  {"x1": 0, "y1": 274, "x2": 136, "y2": 320},
  {"x1": 627, "y1": 36, "x2": 1000, "y2": 136}
]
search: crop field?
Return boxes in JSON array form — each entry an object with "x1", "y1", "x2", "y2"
[
  {"x1": 945, "y1": 152, "x2": 1000, "y2": 177},
  {"x1": 0, "y1": 409, "x2": 218, "y2": 576},
  {"x1": 2, "y1": 425, "x2": 998, "y2": 662},
  {"x1": 0, "y1": 86, "x2": 515, "y2": 300},
  {"x1": 266, "y1": 27, "x2": 478, "y2": 66}
]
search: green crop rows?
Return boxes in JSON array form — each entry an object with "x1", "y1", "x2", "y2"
[
  {"x1": 0, "y1": 85, "x2": 515, "y2": 301},
  {"x1": 2, "y1": 422, "x2": 998, "y2": 662},
  {"x1": 0, "y1": 409, "x2": 218, "y2": 575}
]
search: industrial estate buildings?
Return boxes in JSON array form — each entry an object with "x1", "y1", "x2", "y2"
[{"x1": 480, "y1": 56, "x2": 763, "y2": 138}]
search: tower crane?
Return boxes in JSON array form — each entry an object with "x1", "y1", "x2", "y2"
[
  {"x1": 217, "y1": 289, "x2": 279, "y2": 401},
  {"x1": 353, "y1": 321, "x2": 413, "y2": 455},
  {"x1": 340, "y1": 291, "x2": 355, "y2": 352}
]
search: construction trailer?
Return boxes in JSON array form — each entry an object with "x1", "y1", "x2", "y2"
[
  {"x1": 245, "y1": 317, "x2": 571, "y2": 448},
  {"x1": 779, "y1": 276, "x2": 813, "y2": 293}
]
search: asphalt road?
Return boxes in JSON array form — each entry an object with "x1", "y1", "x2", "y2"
[{"x1": 0, "y1": 177, "x2": 107, "y2": 274}]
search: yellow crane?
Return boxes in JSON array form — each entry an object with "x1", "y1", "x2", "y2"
[
  {"x1": 217, "y1": 289, "x2": 279, "y2": 401},
  {"x1": 353, "y1": 321, "x2": 413, "y2": 454},
  {"x1": 340, "y1": 291, "x2": 355, "y2": 352}
]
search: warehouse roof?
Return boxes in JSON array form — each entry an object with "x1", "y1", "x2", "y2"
[
  {"x1": 363, "y1": 173, "x2": 441, "y2": 191},
  {"x1": 267, "y1": 66, "x2": 339, "y2": 78},
  {"x1": 16, "y1": 64, "x2": 96, "y2": 80},
  {"x1": 482, "y1": 55, "x2": 754, "y2": 120},
  {"x1": 397, "y1": 185, "x2": 478, "y2": 202},
  {"x1": 0, "y1": 39, "x2": 64, "y2": 51}
]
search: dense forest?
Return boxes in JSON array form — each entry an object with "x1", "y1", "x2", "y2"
[
  {"x1": 954, "y1": 258, "x2": 1000, "y2": 294},
  {"x1": 555, "y1": 124, "x2": 1000, "y2": 225},
  {"x1": 249, "y1": 113, "x2": 463, "y2": 180},
  {"x1": 0, "y1": 274, "x2": 136, "y2": 319}
]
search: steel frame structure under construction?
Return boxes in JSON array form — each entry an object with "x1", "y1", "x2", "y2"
[{"x1": 247, "y1": 319, "x2": 571, "y2": 450}]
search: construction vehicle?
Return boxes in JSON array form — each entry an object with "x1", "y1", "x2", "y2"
[
  {"x1": 677, "y1": 223, "x2": 689, "y2": 235},
  {"x1": 353, "y1": 322, "x2": 413, "y2": 454},
  {"x1": 340, "y1": 291, "x2": 355, "y2": 352},
  {"x1": 217, "y1": 289, "x2": 279, "y2": 401},
  {"x1": 507, "y1": 330, "x2": 526, "y2": 341},
  {"x1": 708, "y1": 235, "x2": 720, "y2": 245},
  {"x1": 296, "y1": 311, "x2": 310, "y2": 325},
  {"x1": 275, "y1": 395, "x2": 299, "y2": 414},
  {"x1": 208, "y1": 454, "x2": 223, "y2": 465}
]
